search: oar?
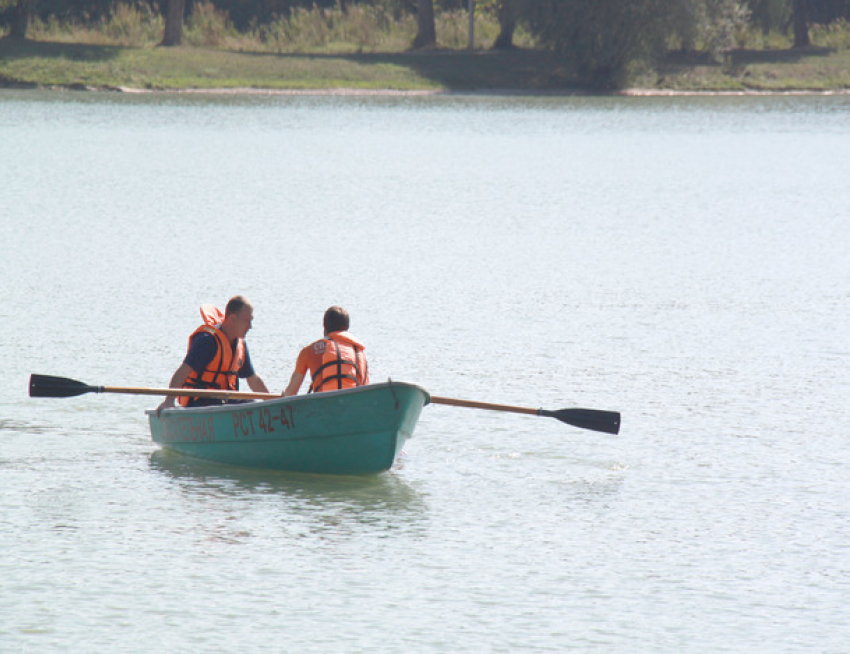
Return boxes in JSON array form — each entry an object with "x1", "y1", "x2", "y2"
[
  {"x1": 429, "y1": 396, "x2": 621, "y2": 434},
  {"x1": 30, "y1": 375, "x2": 620, "y2": 434},
  {"x1": 29, "y1": 374, "x2": 278, "y2": 401}
]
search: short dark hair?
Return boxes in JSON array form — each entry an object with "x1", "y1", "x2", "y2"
[
  {"x1": 324, "y1": 306, "x2": 350, "y2": 334},
  {"x1": 225, "y1": 295, "x2": 251, "y2": 317}
]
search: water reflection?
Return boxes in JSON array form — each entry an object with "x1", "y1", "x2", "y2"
[{"x1": 148, "y1": 448, "x2": 428, "y2": 539}]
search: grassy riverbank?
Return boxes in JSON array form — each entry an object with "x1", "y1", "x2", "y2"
[
  {"x1": 0, "y1": 39, "x2": 575, "y2": 92},
  {"x1": 1, "y1": 37, "x2": 849, "y2": 94}
]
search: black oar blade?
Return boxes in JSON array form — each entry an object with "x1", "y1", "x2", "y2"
[
  {"x1": 542, "y1": 408, "x2": 621, "y2": 434},
  {"x1": 29, "y1": 374, "x2": 99, "y2": 398}
]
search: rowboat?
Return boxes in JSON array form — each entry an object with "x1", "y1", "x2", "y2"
[
  {"x1": 145, "y1": 381, "x2": 430, "y2": 475},
  {"x1": 30, "y1": 374, "x2": 620, "y2": 475}
]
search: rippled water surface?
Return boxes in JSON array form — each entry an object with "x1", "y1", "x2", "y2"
[{"x1": 1, "y1": 89, "x2": 848, "y2": 652}]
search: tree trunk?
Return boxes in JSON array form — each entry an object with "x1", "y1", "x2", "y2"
[
  {"x1": 9, "y1": 0, "x2": 32, "y2": 39},
  {"x1": 792, "y1": 0, "x2": 810, "y2": 48},
  {"x1": 493, "y1": 0, "x2": 516, "y2": 50},
  {"x1": 413, "y1": 0, "x2": 436, "y2": 49},
  {"x1": 161, "y1": 0, "x2": 186, "y2": 47}
]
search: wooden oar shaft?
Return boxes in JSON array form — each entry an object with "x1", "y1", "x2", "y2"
[
  {"x1": 102, "y1": 386, "x2": 279, "y2": 401},
  {"x1": 429, "y1": 396, "x2": 540, "y2": 416}
]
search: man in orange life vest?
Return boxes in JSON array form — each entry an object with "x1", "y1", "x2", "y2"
[
  {"x1": 157, "y1": 296, "x2": 270, "y2": 413},
  {"x1": 283, "y1": 306, "x2": 369, "y2": 396}
]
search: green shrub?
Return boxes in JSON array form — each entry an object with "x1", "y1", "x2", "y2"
[
  {"x1": 25, "y1": 3, "x2": 162, "y2": 46},
  {"x1": 812, "y1": 19, "x2": 850, "y2": 51},
  {"x1": 257, "y1": 3, "x2": 417, "y2": 54},
  {"x1": 185, "y1": 1, "x2": 238, "y2": 48},
  {"x1": 103, "y1": 3, "x2": 162, "y2": 46}
]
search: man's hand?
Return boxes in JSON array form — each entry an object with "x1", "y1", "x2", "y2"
[{"x1": 156, "y1": 397, "x2": 175, "y2": 417}]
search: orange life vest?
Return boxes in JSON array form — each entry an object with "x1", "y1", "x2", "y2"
[
  {"x1": 179, "y1": 306, "x2": 246, "y2": 407},
  {"x1": 309, "y1": 332, "x2": 368, "y2": 393}
]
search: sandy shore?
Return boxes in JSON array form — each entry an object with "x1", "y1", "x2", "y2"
[
  {"x1": 6, "y1": 82, "x2": 849, "y2": 96},
  {"x1": 621, "y1": 88, "x2": 850, "y2": 96},
  {"x1": 118, "y1": 85, "x2": 850, "y2": 96}
]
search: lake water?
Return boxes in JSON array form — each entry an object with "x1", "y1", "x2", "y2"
[{"x1": 1, "y1": 89, "x2": 848, "y2": 652}]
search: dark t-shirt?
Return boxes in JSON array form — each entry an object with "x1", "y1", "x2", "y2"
[{"x1": 184, "y1": 331, "x2": 255, "y2": 380}]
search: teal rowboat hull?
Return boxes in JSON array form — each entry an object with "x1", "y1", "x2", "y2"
[{"x1": 146, "y1": 381, "x2": 430, "y2": 475}]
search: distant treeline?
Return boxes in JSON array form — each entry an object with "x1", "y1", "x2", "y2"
[
  {"x1": 2, "y1": 0, "x2": 850, "y2": 88},
  {"x1": 5, "y1": 0, "x2": 850, "y2": 28}
]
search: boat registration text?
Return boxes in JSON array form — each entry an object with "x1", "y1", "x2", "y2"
[{"x1": 162, "y1": 404, "x2": 297, "y2": 443}]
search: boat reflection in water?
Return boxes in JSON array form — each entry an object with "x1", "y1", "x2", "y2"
[{"x1": 148, "y1": 446, "x2": 429, "y2": 541}]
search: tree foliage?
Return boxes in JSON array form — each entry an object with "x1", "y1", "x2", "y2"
[
  {"x1": 523, "y1": 0, "x2": 680, "y2": 88},
  {"x1": 6, "y1": 0, "x2": 850, "y2": 28}
]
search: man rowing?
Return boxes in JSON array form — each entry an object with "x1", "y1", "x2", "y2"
[{"x1": 157, "y1": 296, "x2": 270, "y2": 414}]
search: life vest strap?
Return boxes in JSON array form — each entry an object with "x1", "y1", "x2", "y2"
[{"x1": 308, "y1": 339, "x2": 363, "y2": 393}]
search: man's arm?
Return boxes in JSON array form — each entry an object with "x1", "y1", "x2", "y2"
[
  {"x1": 156, "y1": 363, "x2": 194, "y2": 415},
  {"x1": 283, "y1": 371, "x2": 305, "y2": 397},
  {"x1": 246, "y1": 373, "x2": 270, "y2": 394}
]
